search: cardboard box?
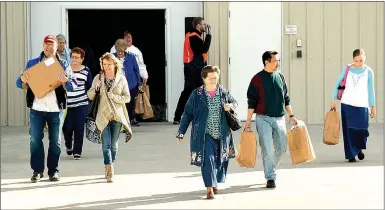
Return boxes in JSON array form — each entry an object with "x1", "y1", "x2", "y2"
[{"x1": 24, "y1": 57, "x2": 65, "y2": 99}]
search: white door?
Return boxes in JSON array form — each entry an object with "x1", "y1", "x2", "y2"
[{"x1": 228, "y1": 2, "x2": 282, "y2": 121}]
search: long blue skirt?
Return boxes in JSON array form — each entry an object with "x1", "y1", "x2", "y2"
[
  {"x1": 341, "y1": 103, "x2": 369, "y2": 160},
  {"x1": 201, "y1": 134, "x2": 229, "y2": 187}
]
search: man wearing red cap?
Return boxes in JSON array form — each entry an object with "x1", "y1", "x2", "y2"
[{"x1": 16, "y1": 35, "x2": 76, "y2": 183}]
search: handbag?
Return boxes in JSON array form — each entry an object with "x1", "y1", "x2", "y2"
[
  {"x1": 221, "y1": 91, "x2": 242, "y2": 131},
  {"x1": 85, "y1": 77, "x2": 102, "y2": 144},
  {"x1": 337, "y1": 65, "x2": 351, "y2": 100}
]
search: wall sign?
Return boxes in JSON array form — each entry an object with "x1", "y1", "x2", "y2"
[{"x1": 285, "y1": 25, "x2": 297, "y2": 35}]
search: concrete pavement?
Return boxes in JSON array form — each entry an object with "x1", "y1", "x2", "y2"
[{"x1": 1, "y1": 123, "x2": 384, "y2": 209}]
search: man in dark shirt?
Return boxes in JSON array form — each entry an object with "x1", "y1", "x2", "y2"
[
  {"x1": 173, "y1": 17, "x2": 212, "y2": 124},
  {"x1": 245, "y1": 51, "x2": 298, "y2": 189}
]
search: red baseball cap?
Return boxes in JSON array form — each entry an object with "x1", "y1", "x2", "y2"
[{"x1": 43, "y1": 35, "x2": 57, "y2": 43}]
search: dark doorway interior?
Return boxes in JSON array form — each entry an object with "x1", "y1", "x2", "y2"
[{"x1": 68, "y1": 9, "x2": 167, "y2": 121}]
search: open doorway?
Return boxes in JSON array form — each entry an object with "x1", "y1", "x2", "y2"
[{"x1": 68, "y1": 9, "x2": 167, "y2": 121}]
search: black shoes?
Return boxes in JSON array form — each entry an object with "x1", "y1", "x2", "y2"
[
  {"x1": 74, "y1": 154, "x2": 81, "y2": 160},
  {"x1": 31, "y1": 172, "x2": 44, "y2": 183},
  {"x1": 357, "y1": 151, "x2": 365, "y2": 160},
  {"x1": 131, "y1": 120, "x2": 140, "y2": 127},
  {"x1": 173, "y1": 121, "x2": 180, "y2": 125},
  {"x1": 349, "y1": 158, "x2": 357, "y2": 162},
  {"x1": 266, "y1": 180, "x2": 276, "y2": 188},
  {"x1": 49, "y1": 172, "x2": 60, "y2": 182},
  {"x1": 348, "y1": 151, "x2": 365, "y2": 162},
  {"x1": 66, "y1": 148, "x2": 73, "y2": 156}
]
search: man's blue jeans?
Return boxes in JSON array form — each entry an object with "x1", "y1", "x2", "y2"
[
  {"x1": 101, "y1": 120, "x2": 122, "y2": 165},
  {"x1": 255, "y1": 115, "x2": 287, "y2": 181},
  {"x1": 29, "y1": 109, "x2": 61, "y2": 175}
]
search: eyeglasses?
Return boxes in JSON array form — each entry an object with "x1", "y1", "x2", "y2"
[{"x1": 71, "y1": 56, "x2": 81, "y2": 60}]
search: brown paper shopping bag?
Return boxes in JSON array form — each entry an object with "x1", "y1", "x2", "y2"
[
  {"x1": 323, "y1": 109, "x2": 340, "y2": 145},
  {"x1": 141, "y1": 85, "x2": 154, "y2": 119},
  {"x1": 287, "y1": 121, "x2": 316, "y2": 165},
  {"x1": 236, "y1": 128, "x2": 257, "y2": 168}
]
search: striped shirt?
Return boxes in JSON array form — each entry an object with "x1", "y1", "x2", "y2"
[{"x1": 67, "y1": 66, "x2": 92, "y2": 108}]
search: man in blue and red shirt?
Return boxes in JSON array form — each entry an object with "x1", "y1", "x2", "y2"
[{"x1": 245, "y1": 51, "x2": 298, "y2": 189}]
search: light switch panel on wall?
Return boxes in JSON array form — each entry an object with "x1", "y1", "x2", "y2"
[{"x1": 296, "y1": 39, "x2": 302, "y2": 47}]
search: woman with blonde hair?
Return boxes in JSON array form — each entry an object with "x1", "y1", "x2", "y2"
[
  {"x1": 331, "y1": 49, "x2": 376, "y2": 162},
  {"x1": 88, "y1": 52, "x2": 132, "y2": 182}
]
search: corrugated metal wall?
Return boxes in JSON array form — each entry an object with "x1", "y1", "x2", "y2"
[
  {"x1": 1, "y1": 2, "x2": 383, "y2": 126},
  {"x1": 282, "y1": 2, "x2": 384, "y2": 124},
  {"x1": 0, "y1": 2, "x2": 29, "y2": 126},
  {"x1": 203, "y1": 2, "x2": 229, "y2": 88}
]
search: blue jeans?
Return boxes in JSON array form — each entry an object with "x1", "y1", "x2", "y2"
[
  {"x1": 101, "y1": 120, "x2": 122, "y2": 165},
  {"x1": 29, "y1": 109, "x2": 61, "y2": 175},
  {"x1": 255, "y1": 115, "x2": 287, "y2": 181}
]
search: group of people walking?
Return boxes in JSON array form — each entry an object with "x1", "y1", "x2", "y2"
[
  {"x1": 174, "y1": 17, "x2": 376, "y2": 199},
  {"x1": 17, "y1": 33, "x2": 145, "y2": 183},
  {"x1": 17, "y1": 16, "x2": 376, "y2": 199}
]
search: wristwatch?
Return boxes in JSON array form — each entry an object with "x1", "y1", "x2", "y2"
[{"x1": 289, "y1": 115, "x2": 295, "y2": 118}]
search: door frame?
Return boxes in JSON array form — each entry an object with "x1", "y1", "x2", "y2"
[{"x1": 61, "y1": 4, "x2": 171, "y2": 120}]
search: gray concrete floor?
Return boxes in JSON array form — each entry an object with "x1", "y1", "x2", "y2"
[{"x1": 1, "y1": 123, "x2": 384, "y2": 209}]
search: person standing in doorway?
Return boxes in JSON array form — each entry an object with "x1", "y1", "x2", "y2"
[
  {"x1": 16, "y1": 35, "x2": 76, "y2": 182},
  {"x1": 331, "y1": 49, "x2": 376, "y2": 162},
  {"x1": 62, "y1": 47, "x2": 93, "y2": 160},
  {"x1": 245, "y1": 51, "x2": 298, "y2": 189},
  {"x1": 113, "y1": 39, "x2": 142, "y2": 126},
  {"x1": 110, "y1": 31, "x2": 149, "y2": 83},
  {"x1": 173, "y1": 17, "x2": 212, "y2": 125},
  {"x1": 56, "y1": 34, "x2": 72, "y2": 63}
]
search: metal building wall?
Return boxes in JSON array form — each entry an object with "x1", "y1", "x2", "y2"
[
  {"x1": 0, "y1": 2, "x2": 29, "y2": 126},
  {"x1": 282, "y1": 2, "x2": 384, "y2": 124},
  {"x1": 203, "y1": 2, "x2": 229, "y2": 88}
]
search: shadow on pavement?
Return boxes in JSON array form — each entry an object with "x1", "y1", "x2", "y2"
[
  {"x1": 39, "y1": 184, "x2": 268, "y2": 210},
  {"x1": 1, "y1": 177, "x2": 104, "y2": 192}
]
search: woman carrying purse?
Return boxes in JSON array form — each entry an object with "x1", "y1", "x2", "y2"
[
  {"x1": 88, "y1": 52, "x2": 132, "y2": 183},
  {"x1": 176, "y1": 65, "x2": 238, "y2": 199}
]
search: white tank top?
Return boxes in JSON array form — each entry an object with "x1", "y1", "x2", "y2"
[{"x1": 341, "y1": 68, "x2": 369, "y2": 108}]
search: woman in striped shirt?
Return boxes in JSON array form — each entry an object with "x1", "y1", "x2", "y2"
[{"x1": 62, "y1": 47, "x2": 93, "y2": 160}]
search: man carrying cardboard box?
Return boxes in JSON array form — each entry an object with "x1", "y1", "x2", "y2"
[{"x1": 16, "y1": 35, "x2": 76, "y2": 183}]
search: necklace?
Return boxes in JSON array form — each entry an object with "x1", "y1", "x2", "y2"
[{"x1": 350, "y1": 72, "x2": 365, "y2": 86}]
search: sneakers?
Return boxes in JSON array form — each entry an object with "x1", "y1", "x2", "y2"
[
  {"x1": 49, "y1": 172, "x2": 60, "y2": 182},
  {"x1": 74, "y1": 154, "x2": 81, "y2": 160},
  {"x1": 66, "y1": 148, "x2": 73, "y2": 156},
  {"x1": 31, "y1": 172, "x2": 44, "y2": 183},
  {"x1": 266, "y1": 180, "x2": 276, "y2": 188},
  {"x1": 173, "y1": 121, "x2": 180, "y2": 125}
]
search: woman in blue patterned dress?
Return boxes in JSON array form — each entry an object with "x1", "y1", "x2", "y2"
[{"x1": 176, "y1": 65, "x2": 238, "y2": 199}]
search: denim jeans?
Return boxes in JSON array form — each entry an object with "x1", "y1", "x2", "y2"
[
  {"x1": 101, "y1": 120, "x2": 122, "y2": 165},
  {"x1": 29, "y1": 109, "x2": 61, "y2": 175},
  {"x1": 255, "y1": 115, "x2": 287, "y2": 181}
]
